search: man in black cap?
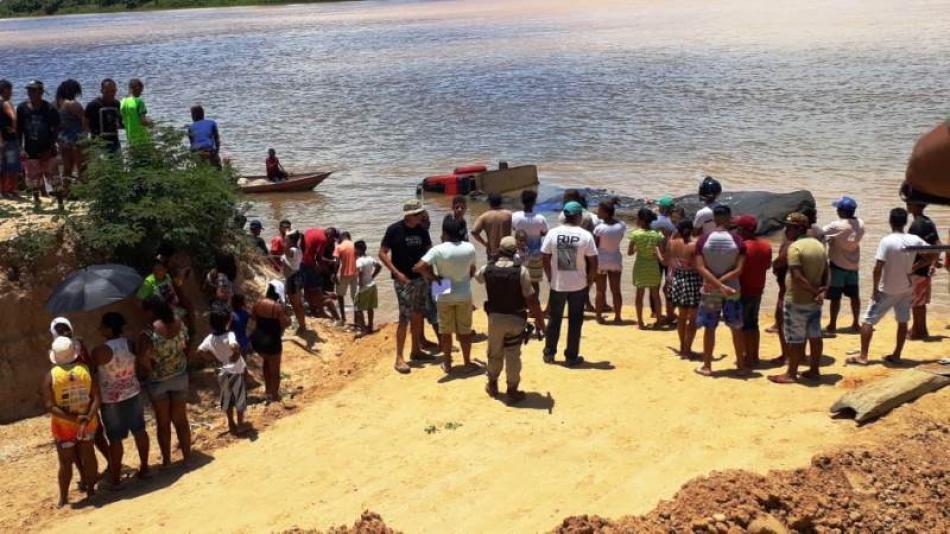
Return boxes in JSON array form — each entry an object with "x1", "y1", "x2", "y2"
[
  {"x1": 248, "y1": 220, "x2": 267, "y2": 255},
  {"x1": 693, "y1": 176, "x2": 722, "y2": 237},
  {"x1": 16, "y1": 80, "x2": 61, "y2": 207},
  {"x1": 476, "y1": 236, "x2": 545, "y2": 403}
]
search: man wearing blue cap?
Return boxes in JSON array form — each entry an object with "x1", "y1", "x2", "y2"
[
  {"x1": 821, "y1": 196, "x2": 865, "y2": 334},
  {"x1": 540, "y1": 201, "x2": 598, "y2": 366}
]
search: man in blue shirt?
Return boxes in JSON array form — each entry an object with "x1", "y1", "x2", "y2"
[{"x1": 187, "y1": 105, "x2": 221, "y2": 169}]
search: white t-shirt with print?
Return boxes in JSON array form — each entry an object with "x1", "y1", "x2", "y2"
[
  {"x1": 540, "y1": 225, "x2": 598, "y2": 292},
  {"x1": 875, "y1": 232, "x2": 927, "y2": 294},
  {"x1": 512, "y1": 210, "x2": 549, "y2": 258}
]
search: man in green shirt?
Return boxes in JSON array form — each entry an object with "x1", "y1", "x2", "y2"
[
  {"x1": 120, "y1": 78, "x2": 151, "y2": 147},
  {"x1": 769, "y1": 212, "x2": 828, "y2": 384}
]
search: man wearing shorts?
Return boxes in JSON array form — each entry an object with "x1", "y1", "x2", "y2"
[
  {"x1": 301, "y1": 226, "x2": 339, "y2": 319},
  {"x1": 822, "y1": 196, "x2": 865, "y2": 334},
  {"x1": 380, "y1": 200, "x2": 433, "y2": 373},
  {"x1": 735, "y1": 215, "x2": 772, "y2": 367},
  {"x1": 415, "y1": 217, "x2": 477, "y2": 373},
  {"x1": 850, "y1": 208, "x2": 927, "y2": 365},
  {"x1": 334, "y1": 231, "x2": 358, "y2": 326},
  {"x1": 694, "y1": 205, "x2": 746, "y2": 376},
  {"x1": 16, "y1": 79, "x2": 60, "y2": 206},
  {"x1": 906, "y1": 200, "x2": 940, "y2": 340},
  {"x1": 0, "y1": 79, "x2": 20, "y2": 198},
  {"x1": 769, "y1": 213, "x2": 828, "y2": 384}
]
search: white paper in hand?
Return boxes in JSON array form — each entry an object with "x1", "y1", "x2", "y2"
[{"x1": 431, "y1": 279, "x2": 452, "y2": 302}]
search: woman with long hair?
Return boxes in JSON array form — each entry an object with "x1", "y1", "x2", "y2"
[
  {"x1": 55, "y1": 79, "x2": 86, "y2": 181},
  {"x1": 667, "y1": 220, "x2": 702, "y2": 358},
  {"x1": 139, "y1": 295, "x2": 191, "y2": 467}
]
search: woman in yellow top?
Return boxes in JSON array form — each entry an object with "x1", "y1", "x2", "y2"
[
  {"x1": 627, "y1": 207, "x2": 664, "y2": 329},
  {"x1": 44, "y1": 336, "x2": 101, "y2": 507}
]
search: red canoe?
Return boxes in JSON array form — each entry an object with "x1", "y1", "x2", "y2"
[{"x1": 239, "y1": 171, "x2": 332, "y2": 194}]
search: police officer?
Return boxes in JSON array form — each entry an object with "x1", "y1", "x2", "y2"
[{"x1": 475, "y1": 236, "x2": 545, "y2": 404}]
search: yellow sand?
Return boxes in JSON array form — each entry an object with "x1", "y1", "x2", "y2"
[{"x1": 39, "y1": 312, "x2": 949, "y2": 533}]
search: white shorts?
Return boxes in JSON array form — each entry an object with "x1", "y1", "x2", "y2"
[
  {"x1": 597, "y1": 251, "x2": 623, "y2": 273},
  {"x1": 862, "y1": 292, "x2": 912, "y2": 326}
]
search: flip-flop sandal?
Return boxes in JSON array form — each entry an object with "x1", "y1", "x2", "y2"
[
  {"x1": 883, "y1": 355, "x2": 901, "y2": 364},
  {"x1": 694, "y1": 367, "x2": 712, "y2": 377},
  {"x1": 845, "y1": 357, "x2": 869, "y2": 366},
  {"x1": 441, "y1": 361, "x2": 452, "y2": 374},
  {"x1": 394, "y1": 363, "x2": 411, "y2": 374},
  {"x1": 768, "y1": 374, "x2": 797, "y2": 384}
]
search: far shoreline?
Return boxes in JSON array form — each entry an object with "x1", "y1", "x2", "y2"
[{"x1": 0, "y1": 0, "x2": 350, "y2": 21}]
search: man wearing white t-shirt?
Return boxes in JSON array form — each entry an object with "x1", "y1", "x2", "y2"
[
  {"x1": 692, "y1": 176, "x2": 722, "y2": 237},
  {"x1": 541, "y1": 201, "x2": 598, "y2": 366},
  {"x1": 849, "y1": 208, "x2": 927, "y2": 366}
]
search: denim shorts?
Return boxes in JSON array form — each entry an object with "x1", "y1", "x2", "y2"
[
  {"x1": 145, "y1": 372, "x2": 189, "y2": 402},
  {"x1": 783, "y1": 302, "x2": 822, "y2": 344},
  {"x1": 696, "y1": 293, "x2": 743, "y2": 330},
  {"x1": 862, "y1": 291, "x2": 912, "y2": 326},
  {"x1": 101, "y1": 393, "x2": 147, "y2": 441}
]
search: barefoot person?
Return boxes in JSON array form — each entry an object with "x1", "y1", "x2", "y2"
[
  {"x1": 476, "y1": 236, "x2": 546, "y2": 403},
  {"x1": 822, "y1": 197, "x2": 865, "y2": 334},
  {"x1": 380, "y1": 201, "x2": 433, "y2": 373},
  {"x1": 627, "y1": 208, "x2": 663, "y2": 329},
  {"x1": 198, "y1": 309, "x2": 248, "y2": 434},
  {"x1": 668, "y1": 220, "x2": 702, "y2": 358},
  {"x1": 511, "y1": 189, "x2": 548, "y2": 294},
  {"x1": 90, "y1": 312, "x2": 150, "y2": 488},
  {"x1": 354, "y1": 240, "x2": 382, "y2": 335},
  {"x1": 334, "y1": 231, "x2": 358, "y2": 327},
  {"x1": 471, "y1": 192, "x2": 512, "y2": 260},
  {"x1": 906, "y1": 200, "x2": 940, "y2": 340},
  {"x1": 139, "y1": 296, "x2": 191, "y2": 467},
  {"x1": 735, "y1": 215, "x2": 772, "y2": 367},
  {"x1": 251, "y1": 281, "x2": 292, "y2": 402},
  {"x1": 414, "y1": 217, "x2": 477, "y2": 373},
  {"x1": 849, "y1": 208, "x2": 928, "y2": 365},
  {"x1": 46, "y1": 336, "x2": 100, "y2": 507},
  {"x1": 541, "y1": 201, "x2": 598, "y2": 366},
  {"x1": 593, "y1": 200, "x2": 626, "y2": 323},
  {"x1": 694, "y1": 205, "x2": 747, "y2": 376},
  {"x1": 17, "y1": 79, "x2": 61, "y2": 207},
  {"x1": 266, "y1": 148, "x2": 287, "y2": 181},
  {"x1": 769, "y1": 213, "x2": 828, "y2": 384},
  {"x1": 282, "y1": 230, "x2": 307, "y2": 332}
]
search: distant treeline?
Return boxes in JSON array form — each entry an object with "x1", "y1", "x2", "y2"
[{"x1": 0, "y1": 0, "x2": 337, "y2": 17}]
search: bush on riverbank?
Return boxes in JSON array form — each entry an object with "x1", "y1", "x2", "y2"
[{"x1": 66, "y1": 128, "x2": 244, "y2": 271}]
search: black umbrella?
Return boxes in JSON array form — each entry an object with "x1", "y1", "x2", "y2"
[{"x1": 45, "y1": 264, "x2": 143, "y2": 314}]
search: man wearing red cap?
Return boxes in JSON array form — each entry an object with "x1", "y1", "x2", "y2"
[
  {"x1": 770, "y1": 213, "x2": 828, "y2": 384},
  {"x1": 735, "y1": 215, "x2": 772, "y2": 366}
]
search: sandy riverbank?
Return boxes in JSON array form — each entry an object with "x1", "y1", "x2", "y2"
[{"x1": 2, "y1": 308, "x2": 946, "y2": 533}]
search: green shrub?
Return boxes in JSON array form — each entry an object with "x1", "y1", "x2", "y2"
[
  {"x1": 69, "y1": 128, "x2": 243, "y2": 271},
  {"x1": 0, "y1": 224, "x2": 58, "y2": 282}
]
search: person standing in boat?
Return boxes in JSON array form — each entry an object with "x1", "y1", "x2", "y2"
[
  {"x1": 187, "y1": 105, "x2": 221, "y2": 169},
  {"x1": 266, "y1": 148, "x2": 287, "y2": 181}
]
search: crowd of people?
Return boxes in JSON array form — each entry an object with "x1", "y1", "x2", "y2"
[
  {"x1": 0, "y1": 77, "x2": 223, "y2": 207},
  {"x1": 38, "y1": 175, "x2": 949, "y2": 507}
]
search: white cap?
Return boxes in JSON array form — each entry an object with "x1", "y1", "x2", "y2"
[{"x1": 49, "y1": 336, "x2": 77, "y2": 365}]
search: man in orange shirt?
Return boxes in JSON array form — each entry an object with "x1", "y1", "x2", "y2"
[{"x1": 334, "y1": 231, "x2": 358, "y2": 326}]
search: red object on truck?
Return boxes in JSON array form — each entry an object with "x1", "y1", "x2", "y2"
[{"x1": 453, "y1": 164, "x2": 487, "y2": 175}]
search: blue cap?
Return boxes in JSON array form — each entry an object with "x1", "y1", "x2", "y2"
[
  {"x1": 831, "y1": 196, "x2": 857, "y2": 211},
  {"x1": 563, "y1": 201, "x2": 584, "y2": 216}
]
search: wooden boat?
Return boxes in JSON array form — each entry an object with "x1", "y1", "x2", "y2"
[{"x1": 239, "y1": 171, "x2": 332, "y2": 194}]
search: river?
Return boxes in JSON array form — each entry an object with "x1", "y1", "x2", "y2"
[{"x1": 2, "y1": 0, "x2": 949, "y2": 317}]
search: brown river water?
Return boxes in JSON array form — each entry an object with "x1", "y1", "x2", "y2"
[{"x1": 2, "y1": 0, "x2": 949, "y2": 317}]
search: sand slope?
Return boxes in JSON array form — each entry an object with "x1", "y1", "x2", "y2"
[{"x1": 28, "y1": 314, "x2": 949, "y2": 533}]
